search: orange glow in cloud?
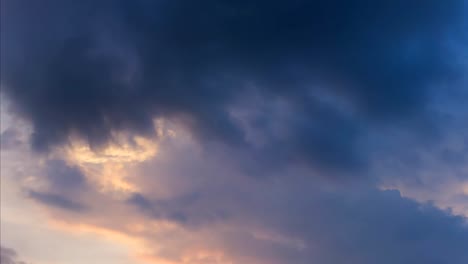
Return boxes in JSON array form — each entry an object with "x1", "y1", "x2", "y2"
[
  {"x1": 49, "y1": 220, "x2": 158, "y2": 263},
  {"x1": 51, "y1": 119, "x2": 185, "y2": 195},
  {"x1": 48, "y1": 219, "x2": 234, "y2": 264},
  {"x1": 137, "y1": 248, "x2": 233, "y2": 264},
  {"x1": 65, "y1": 135, "x2": 158, "y2": 165},
  {"x1": 55, "y1": 131, "x2": 161, "y2": 194},
  {"x1": 15, "y1": 120, "x2": 240, "y2": 264},
  {"x1": 462, "y1": 182, "x2": 468, "y2": 195}
]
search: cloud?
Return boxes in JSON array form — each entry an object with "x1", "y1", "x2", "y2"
[
  {"x1": 0, "y1": 128, "x2": 22, "y2": 150},
  {"x1": 30, "y1": 166, "x2": 468, "y2": 264},
  {"x1": 117, "y1": 138, "x2": 468, "y2": 263},
  {"x1": 28, "y1": 190, "x2": 87, "y2": 212},
  {"x1": 2, "y1": 1, "x2": 468, "y2": 264},
  {"x1": 15, "y1": 133, "x2": 468, "y2": 264},
  {"x1": 0, "y1": 246, "x2": 27, "y2": 264},
  {"x1": 25, "y1": 160, "x2": 90, "y2": 212},
  {"x1": 1, "y1": 0, "x2": 466, "y2": 174},
  {"x1": 43, "y1": 160, "x2": 88, "y2": 191}
]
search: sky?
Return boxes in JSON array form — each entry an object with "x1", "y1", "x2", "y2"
[{"x1": 1, "y1": 0, "x2": 468, "y2": 263}]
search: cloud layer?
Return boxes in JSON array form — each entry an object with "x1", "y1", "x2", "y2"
[{"x1": 1, "y1": 1, "x2": 468, "y2": 264}]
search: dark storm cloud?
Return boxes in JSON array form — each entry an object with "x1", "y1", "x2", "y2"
[
  {"x1": 1, "y1": 0, "x2": 466, "y2": 171},
  {"x1": 0, "y1": 246, "x2": 27, "y2": 264}
]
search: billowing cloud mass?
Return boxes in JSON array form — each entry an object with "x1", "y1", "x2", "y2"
[
  {"x1": 2, "y1": 0, "x2": 466, "y2": 170},
  {"x1": 1, "y1": 0, "x2": 468, "y2": 264}
]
